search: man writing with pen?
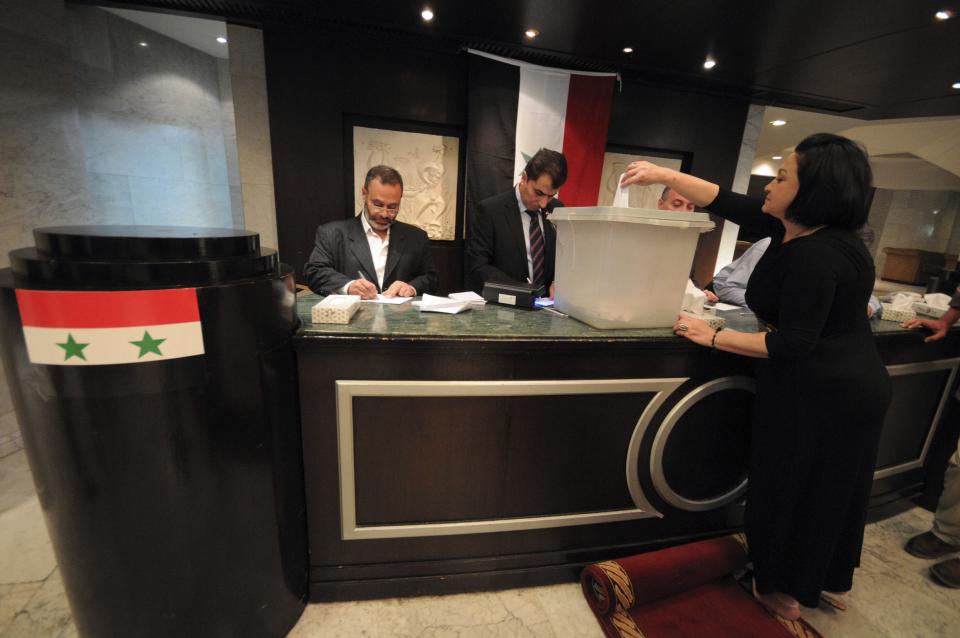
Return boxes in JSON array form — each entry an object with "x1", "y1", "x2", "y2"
[{"x1": 303, "y1": 165, "x2": 439, "y2": 299}]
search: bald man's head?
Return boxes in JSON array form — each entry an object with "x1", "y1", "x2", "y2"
[{"x1": 658, "y1": 187, "x2": 695, "y2": 213}]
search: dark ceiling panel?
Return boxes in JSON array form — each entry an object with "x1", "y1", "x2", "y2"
[{"x1": 77, "y1": 0, "x2": 960, "y2": 119}]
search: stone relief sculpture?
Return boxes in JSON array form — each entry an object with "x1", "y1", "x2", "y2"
[
  {"x1": 353, "y1": 126, "x2": 459, "y2": 241},
  {"x1": 597, "y1": 152, "x2": 683, "y2": 210}
]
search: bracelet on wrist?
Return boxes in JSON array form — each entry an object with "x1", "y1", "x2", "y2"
[{"x1": 711, "y1": 326, "x2": 724, "y2": 351}]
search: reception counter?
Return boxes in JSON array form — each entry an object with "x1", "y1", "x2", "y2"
[{"x1": 293, "y1": 294, "x2": 960, "y2": 601}]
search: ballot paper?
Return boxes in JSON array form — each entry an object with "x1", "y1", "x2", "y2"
[
  {"x1": 415, "y1": 293, "x2": 472, "y2": 314},
  {"x1": 360, "y1": 294, "x2": 412, "y2": 304},
  {"x1": 712, "y1": 302, "x2": 740, "y2": 312},
  {"x1": 612, "y1": 173, "x2": 630, "y2": 207}
]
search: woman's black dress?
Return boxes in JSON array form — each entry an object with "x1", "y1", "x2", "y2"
[{"x1": 707, "y1": 188, "x2": 891, "y2": 607}]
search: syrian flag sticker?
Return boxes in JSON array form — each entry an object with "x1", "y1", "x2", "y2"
[{"x1": 15, "y1": 288, "x2": 204, "y2": 366}]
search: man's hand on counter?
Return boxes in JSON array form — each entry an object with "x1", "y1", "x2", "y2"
[
  {"x1": 348, "y1": 279, "x2": 379, "y2": 299},
  {"x1": 903, "y1": 307, "x2": 960, "y2": 342},
  {"x1": 382, "y1": 280, "x2": 417, "y2": 298}
]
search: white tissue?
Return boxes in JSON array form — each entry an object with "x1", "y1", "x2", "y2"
[
  {"x1": 887, "y1": 292, "x2": 921, "y2": 310},
  {"x1": 923, "y1": 293, "x2": 952, "y2": 310},
  {"x1": 681, "y1": 279, "x2": 706, "y2": 315},
  {"x1": 612, "y1": 173, "x2": 630, "y2": 207}
]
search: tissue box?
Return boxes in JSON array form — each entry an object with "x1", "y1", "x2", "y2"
[
  {"x1": 912, "y1": 302, "x2": 947, "y2": 318},
  {"x1": 311, "y1": 295, "x2": 361, "y2": 324},
  {"x1": 686, "y1": 311, "x2": 726, "y2": 331},
  {"x1": 879, "y1": 302, "x2": 916, "y2": 323}
]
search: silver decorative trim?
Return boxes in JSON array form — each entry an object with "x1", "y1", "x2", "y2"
[
  {"x1": 650, "y1": 376, "x2": 756, "y2": 512},
  {"x1": 336, "y1": 378, "x2": 686, "y2": 540},
  {"x1": 874, "y1": 358, "x2": 960, "y2": 480}
]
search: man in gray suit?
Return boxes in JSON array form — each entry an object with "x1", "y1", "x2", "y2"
[{"x1": 303, "y1": 165, "x2": 438, "y2": 299}]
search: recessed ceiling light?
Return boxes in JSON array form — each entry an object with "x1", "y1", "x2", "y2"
[
  {"x1": 770, "y1": 119, "x2": 787, "y2": 126},
  {"x1": 216, "y1": 36, "x2": 227, "y2": 44},
  {"x1": 138, "y1": 41, "x2": 148, "y2": 47},
  {"x1": 935, "y1": 10, "x2": 953, "y2": 20},
  {"x1": 524, "y1": 28, "x2": 539, "y2": 39},
  {"x1": 703, "y1": 58, "x2": 716, "y2": 70},
  {"x1": 953, "y1": 81, "x2": 960, "y2": 89},
  {"x1": 772, "y1": 155, "x2": 783, "y2": 160},
  {"x1": 421, "y1": 8, "x2": 434, "y2": 21},
  {"x1": 622, "y1": 47, "x2": 634, "y2": 53}
]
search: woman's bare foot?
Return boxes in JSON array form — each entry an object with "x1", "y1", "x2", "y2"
[{"x1": 753, "y1": 579, "x2": 802, "y2": 620}]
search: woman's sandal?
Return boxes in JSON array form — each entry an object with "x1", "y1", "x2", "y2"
[
  {"x1": 752, "y1": 579, "x2": 802, "y2": 621},
  {"x1": 819, "y1": 591, "x2": 847, "y2": 611}
]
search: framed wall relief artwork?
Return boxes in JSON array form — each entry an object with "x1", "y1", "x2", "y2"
[
  {"x1": 597, "y1": 147, "x2": 690, "y2": 209},
  {"x1": 351, "y1": 124, "x2": 462, "y2": 241}
]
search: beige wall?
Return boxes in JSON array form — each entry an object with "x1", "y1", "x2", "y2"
[
  {"x1": 870, "y1": 189, "x2": 960, "y2": 275},
  {"x1": 228, "y1": 24, "x2": 278, "y2": 253}
]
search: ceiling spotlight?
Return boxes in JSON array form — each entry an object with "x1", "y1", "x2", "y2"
[
  {"x1": 953, "y1": 81, "x2": 960, "y2": 89},
  {"x1": 216, "y1": 36, "x2": 227, "y2": 44},
  {"x1": 770, "y1": 119, "x2": 787, "y2": 126},
  {"x1": 138, "y1": 41, "x2": 148, "y2": 47},
  {"x1": 935, "y1": 10, "x2": 953, "y2": 20},
  {"x1": 703, "y1": 58, "x2": 716, "y2": 70},
  {"x1": 623, "y1": 47, "x2": 634, "y2": 53},
  {"x1": 421, "y1": 8, "x2": 434, "y2": 21},
  {"x1": 524, "y1": 28, "x2": 540, "y2": 39},
  {"x1": 772, "y1": 155, "x2": 783, "y2": 160}
]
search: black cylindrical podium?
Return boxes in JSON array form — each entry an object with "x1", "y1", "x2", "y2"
[{"x1": 0, "y1": 227, "x2": 307, "y2": 637}]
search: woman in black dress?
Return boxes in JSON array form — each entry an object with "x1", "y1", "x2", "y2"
[{"x1": 621, "y1": 133, "x2": 891, "y2": 620}]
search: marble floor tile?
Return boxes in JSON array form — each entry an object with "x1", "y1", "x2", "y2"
[
  {"x1": 0, "y1": 450, "x2": 35, "y2": 515},
  {"x1": 0, "y1": 581, "x2": 44, "y2": 636},
  {"x1": 0, "y1": 496, "x2": 56, "y2": 585},
  {"x1": 1, "y1": 434, "x2": 958, "y2": 638},
  {"x1": 288, "y1": 587, "x2": 577, "y2": 638},
  {"x1": 1, "y1": 568, "x2": 73, "y2": 638}
]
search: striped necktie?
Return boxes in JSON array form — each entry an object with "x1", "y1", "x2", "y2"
[{"x1": 526, "y1": 209, "x2": 545, "y2": 288}]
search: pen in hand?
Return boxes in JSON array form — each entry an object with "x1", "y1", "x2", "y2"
[{"x1": 354, "y1": 270, "x2": 378, "y2": 300}]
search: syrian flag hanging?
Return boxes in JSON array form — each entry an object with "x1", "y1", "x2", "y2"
[
  {"x1": 15, "y1": 288, "x2": 205, "y2": 366},
  {"x1": 466, "y1": 50, "x2": 617, "y2": 211}
]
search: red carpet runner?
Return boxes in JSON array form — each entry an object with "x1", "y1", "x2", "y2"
[{"x1": 580, "y1": 535, "x2": 823, "y2": 638}]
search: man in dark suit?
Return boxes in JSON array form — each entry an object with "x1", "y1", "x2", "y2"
[
  {"x1": 303, "y1": 165, "x2": 438, "y2": 298},
  {"x1": 465, "y1": 148, "x2": 568, "y2": 296}
]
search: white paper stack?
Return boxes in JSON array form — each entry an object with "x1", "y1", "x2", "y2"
[
  {"x1": 312, "y1": 295, "x2": 361, "y2": 324},
  {"x1": 448, "y1": 291, "x2": 487, "y2": 306},
  {"x1": 415, "y1": 294, "x2": 472, "y2": 315}
]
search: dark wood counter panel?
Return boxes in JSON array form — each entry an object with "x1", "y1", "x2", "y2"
[{"x1": 293, "y1": 295, "x2": 960, "y2": 600}]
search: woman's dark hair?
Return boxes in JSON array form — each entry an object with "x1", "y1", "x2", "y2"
[{"x1": 786, "y1": 133, "x2": 872, "y2": 230}]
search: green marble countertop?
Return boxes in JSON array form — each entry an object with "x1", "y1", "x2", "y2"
[{"x1": 296, "y1": 293, "x2": 914, "y2": 341}]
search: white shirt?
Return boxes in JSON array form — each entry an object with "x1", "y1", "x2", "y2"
[
  {"x1": 341, "y1": 213, "x2": 390, "y2": 294},
  {"x1": 515, "y1": 186, "x2": 545, "y2": 282}
]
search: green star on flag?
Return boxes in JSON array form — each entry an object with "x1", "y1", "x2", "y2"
[
  {"x1": 130, "y1": 331, "x2": 166, "y2": 358},
  {"x1": 56, "y1": 333, "x2": 89, "y2": 361}
]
